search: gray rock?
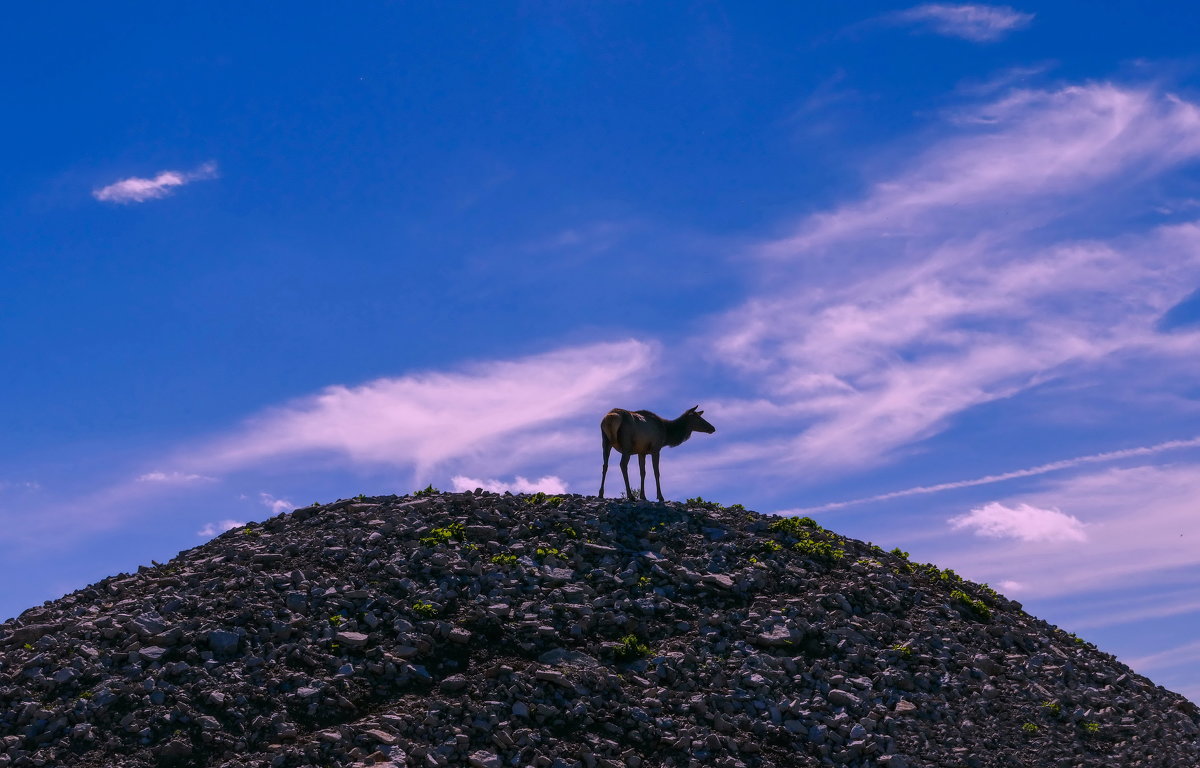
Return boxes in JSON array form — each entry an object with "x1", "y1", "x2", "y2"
[
  {"x1": 336, "y1": 631, "x2": 369, "y2": 648},
  {"x1": 206, "y1": 630, "x2": 240, "y2": 655}
]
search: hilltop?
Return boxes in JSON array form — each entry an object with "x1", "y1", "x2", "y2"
[{"x1": 0, "y1": 491, "x2": 1196, "y2": 768}]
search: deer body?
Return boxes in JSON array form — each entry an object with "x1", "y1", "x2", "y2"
[{"x1": 598, "y1": 406, "x2": 715, "y2": 502}]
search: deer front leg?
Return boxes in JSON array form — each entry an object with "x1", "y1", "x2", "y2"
[
  {"x1": 652, "y1": 450, "x2": 664, "y2": 502},
  {"x1": 619, "y1": 453, "x2": 635, "y2": 500},
  {"x1": 599, "y1": 435, "x2": 612, "y2": 498},
  {"x1": 638, "y1": 454, "x2": 647, "y2": 500}
]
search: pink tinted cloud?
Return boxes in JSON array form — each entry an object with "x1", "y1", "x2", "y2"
[
  {"x1": 201, "y1": 340, "x2": 657, "y2": 477},
  {"x1": 93, "y1": 162, "x2": 218, "y2": 204},
  {"x1": 934, "y1": 463, "x2": 1200, "y2": 599}
]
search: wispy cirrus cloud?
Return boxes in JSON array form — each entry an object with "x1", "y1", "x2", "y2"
[
  {"x1": 136, "y1": 471, "x2": 216, "y2": 484},
  {"x1": 949, "y1": 501, "x2": 1087, "y2": 542},
  {"x1": 888, "y1": 4, "x2": 1033, "y2": 42},
  {"x1": 789, "y1": 435, "x2": 1200, "y2": 513},
  {"x1": 198, "y1": 339, "x2": 656, "y2": 479},
  {"x1": 93, "y1": 161, "x2": 218, "y2": 204},
  {"x1": 450, "y1": 475, "x2": 568, "y2": 494},
  {"x1": 704, "y1": 83, "x2": 1200, "y2": 478}
]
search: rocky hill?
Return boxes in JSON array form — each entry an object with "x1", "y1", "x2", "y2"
[{"x1": 1, "y1": 491, "x2": 1197, "y2": 768}]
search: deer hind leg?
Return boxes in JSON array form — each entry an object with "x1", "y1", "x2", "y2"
[
  {"x1": 619, "y1": 453, "x2": 635, "y2": 500},
  {"x1": 599, "y1": 432, "x2": 613, "y2": 498},
  {"x1": 638, "y1": 454, "x2": 647, "y2": 500},
  {"x1": 652, "y1": 450, "x2": 664, "y2": 503}
]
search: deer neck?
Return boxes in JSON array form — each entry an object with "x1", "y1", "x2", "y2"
[{"x1": 664, "y1": 415, "x2": 692, "y2": 448}]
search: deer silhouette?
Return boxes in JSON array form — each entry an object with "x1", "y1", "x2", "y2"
[{"x1": 598, "y1": 406, "x2": 715, "y2": 502}]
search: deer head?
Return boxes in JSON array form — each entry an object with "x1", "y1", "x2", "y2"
[{"x1": 685, "y1": 405, "x2": 716, "y2": 434}]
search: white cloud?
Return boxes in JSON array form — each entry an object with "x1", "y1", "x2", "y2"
[
  {"x1": 930, "y1": 463, "x2": 1200, "y2": 598},
  {"x1": 998, "y1": 579, "x2": 1023, "y2": 592},
  {"x1": 196, "y1": 519, "x2": 245, "y2": 537},
  {"x1": 451, "y1": 475, "x2": 568, "y2": 494},
  {"x1": 137, "y1": 471, "x2": 216, "y2": 484},
  {"x1": 200, "y1": 339, "x2": 657, "y2": 478},
  {"x1": 890, "y1": 4, "x2": 1033, "y2": 42},
  {"x1": 949, "y1": 501, "x2": 1087, "y2": 543},
  {"x1": 259, "y1": 493, "x2": 294, "y2": 515},
  {"x1": 93, "y1": 161, "x2": 218, "y2": 204}
]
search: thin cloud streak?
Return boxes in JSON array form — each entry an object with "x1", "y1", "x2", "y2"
[
  {"x1": 787, "y1": 435, "x2": 1200, "y2": 513},
  {"x1": 93, "y1": 162, "x2": 218, "y2": 204},
  {"x1": 889, "y1": 4, "x2": 1034, "y2": 42}
]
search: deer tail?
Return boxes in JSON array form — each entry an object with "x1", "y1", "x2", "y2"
[{"x1": 601, "y1": 411, "x2": 623, "y2": 449}]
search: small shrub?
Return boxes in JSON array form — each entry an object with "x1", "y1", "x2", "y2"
[
  {"x1": 1022, "y1": 722, "x2": 1039, "y2": 734},
  {"x1": 413, "y1": 484, "x2": 440, "y2": 498},
  {"x1": 490, "y1": 553, "x2": 518, "y2": 566},
  {"x1": 22, "y1": 643, "x2": 33, "y2": 651},
  {"x1": 411, "y1": 601, "x2": 438, "y2": 619},
  {"x1": 535, "y1": 546, "x2": 563, "y2": 559},
  {"x1": 890, "y1": 547, "x2": 910, "y2": 560},
  {"x1": 328, "y1": 614, "x2": 344, "y2": 626},
  {"x1": 614, "y1": 634, "x2": 651, "y2": 661},
  {"x1": 769, "y1": 516, "x2": 820, "y2": 536},
  {"x1": 951, "y1": 589, "x2": 991, "y2": 621},
  {"x1": 1081, "y1": 721, "x2": 1100, "y2": 735},
  {"x1": 527, "y1": 492, "x2": 564, "y2": 507},
  {"x1": 420, "y1": 522, "x2": 465, "y2": 546},
  {"x1": 1041, "y1": 701, "x2": 1062, "y2": 717},
  {"x1": 728, "y1": 503, "x2": 746, "y2": 512},
  {"x1": 637, "y1": 576, "x2": 651, "y2": 588},
  {"x1": 792, "y1": 536, "x2": 845, "y2": 562},
  {"x1": 557, "y1": 523, "x2": 579, "y2": 538},
  {"x1": 686, "y1": 496, "x2": 719, "y2": 509},
  {"x1": 890, "y1": 643, "x2": 914, "y2": 658}
]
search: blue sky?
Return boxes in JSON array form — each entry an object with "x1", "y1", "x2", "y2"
[{"x1": 4, "y1": 2, "x2": 1200, "y2": 701}]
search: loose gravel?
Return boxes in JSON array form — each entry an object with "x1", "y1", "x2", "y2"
[{"x1": 1, "y1": 491, "x2": 1196, "y2": 768}]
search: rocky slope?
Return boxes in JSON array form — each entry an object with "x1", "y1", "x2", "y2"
[{"x1": 1, "y1": 491, "x2": 1197, "y2": 768}]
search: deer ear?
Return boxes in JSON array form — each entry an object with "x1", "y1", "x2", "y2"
[
  {"x1": 696, "y1": 410, "x2": 704, "y2": 416},
  {"x1": 690, "y1": 405, "x2": 699, "y2": 412}
]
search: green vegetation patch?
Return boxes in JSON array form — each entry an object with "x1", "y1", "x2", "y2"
[
  {"x1": 614, "y1": 634, "x2": 652, "y2": 661},
  {"x1": 490, "y1": 553, "x2": 518, "y2": 566},
  {"x1": 527, "y1": 492, "x2": 565, "y2": 507},
  {"x1": 951, "y1": 589, "x2": 992, "y2": 621},
  {"x1": 411, "y1": 601, "x2": 439, "y2": 619},
  {"x1": 792, "y1": 534, "x2": 846, "y2": 563},
  {"x1": 420, "y1": 522, "x2": 465, "y2": 546},
  {"x1": 769, "y1": 516, "x2": 821, "y2": 536},
  {"x1": 413, "y1": 484, "x2": 440, "y2": 498}
]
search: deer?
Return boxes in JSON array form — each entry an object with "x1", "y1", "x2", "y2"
[{"x1": 598, "y1": 406, "x2": 716, "y2": 502}]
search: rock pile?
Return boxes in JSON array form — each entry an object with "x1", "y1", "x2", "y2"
[{"x1": 0, "y1": 491, "x2": 1196, "y2": 768}]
